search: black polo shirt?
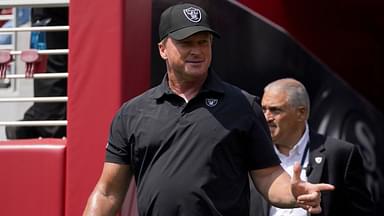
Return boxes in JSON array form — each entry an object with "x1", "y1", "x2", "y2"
[{"x1": 106, "y1": 71, "x2": 280, "y2": 216}]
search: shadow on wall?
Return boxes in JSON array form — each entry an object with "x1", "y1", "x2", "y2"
[{"x1": 151, "y1": 0, "x2": 384, "y2": 209}]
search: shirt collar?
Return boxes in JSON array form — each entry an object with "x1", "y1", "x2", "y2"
[
  {"x1": 296, "y1": 123, "x2": 310, "y2": 155},
  {"x1": 151, "y1": 74, "x2": 173, "y2": 99},
  {"x1": 150, "y1": 68, "x2": 225, "y2": 100}
]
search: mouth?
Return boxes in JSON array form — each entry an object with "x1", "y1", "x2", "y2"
[
  {"x1": 185, "y1": 61, "x2": 205, "y2": 69},
  {"x1": 186, "y1": 59, "x2": 204, "y2": 64},
  {"x1": 268, "y1": 124, "x2": 277, "y2": 132}
]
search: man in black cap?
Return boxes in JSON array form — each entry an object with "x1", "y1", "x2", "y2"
[{"x1": 83, "y1": 3, "x2": 334, "y2": 216}]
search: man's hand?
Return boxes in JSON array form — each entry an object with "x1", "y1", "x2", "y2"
[{"x1": 291, "y1": 162, "x2": 335, "y2": 213}]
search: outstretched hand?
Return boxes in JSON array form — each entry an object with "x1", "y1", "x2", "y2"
[{"x1": 291, "y1": 162, "x2": 335, "y2": 214}]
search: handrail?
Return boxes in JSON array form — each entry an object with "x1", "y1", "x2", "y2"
[
  {"x1": 0, "y1": 96, "x2": 67, "y2": 103},
  {"x1": 0, "y1": 1, "x2": 69, "y2": 133},
  {"x1": 10, "y1": 49, "x2": 68, "y2": 55},
  {"x1": 5, "y1": 73, "x2": 68, "y2": 79},
  {"x1": 0, "y1": 26, "x2": 69, "y2": 33},
  {"x1": 0, "y1": 120, "x2": 67, "y2": 126},
  {"x1": 0, "y1": 0, "x2": 69, "y2": 8}
]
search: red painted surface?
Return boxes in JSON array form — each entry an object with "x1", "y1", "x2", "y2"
[
  {"x1": 0, "y1": 139, "x2": 66, "y2": 216},
  {"x1": 66, "y1": 0, "x2": 151, "y2": 215},
  {"x1": 238, "y1": 0, "x2": 384, "y2": 112}
]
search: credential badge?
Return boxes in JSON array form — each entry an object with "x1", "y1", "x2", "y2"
[
  {"x1": 183, "y1": 7, "x2": 201, "y2": 23},
  {"x1": 206, "y1": 98, "x2": 218, "y2": 107},
  {"x1": 315, "y1": 156, "x2": 323, "y2": 164}
]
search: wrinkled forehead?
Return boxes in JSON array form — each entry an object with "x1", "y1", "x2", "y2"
[{"x1": 262, "y1": 89, "x2": 289, "y2": 106}]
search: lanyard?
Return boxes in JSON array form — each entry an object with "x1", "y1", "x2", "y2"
[{"x1": 300, "y1": 141, "x2": 310, "y2": 167}]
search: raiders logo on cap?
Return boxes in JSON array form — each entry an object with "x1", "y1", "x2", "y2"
[
  {"x1": 183, "y1": 7, "x2": 201, "y2": 23},
  {"x1": 158, "y1": 3, "x2": 220, "y2": 41}
]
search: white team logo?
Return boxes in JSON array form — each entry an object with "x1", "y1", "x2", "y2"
[
  {"x1": 315, "y1": 156, "x2": 323, "y2": 164},
  {"x1": 206, "y1": 98, "x2": 218, "y2": 107},
  {"x1": 183, "y1": 7, "x2": 201, "y2": 23}
]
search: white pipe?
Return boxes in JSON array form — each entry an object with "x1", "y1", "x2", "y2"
[
  {"x1": 0, "y1": 26, "x2": 69, "y2": 33},
  {"x1": 0, "y1": 0, "x2": 69, "y2": 7},
  {"x1": 5, "y1": 73, "x2": 68, "y2": 79},
  {"x1": 0, "y1": 145, "x2": 66, "y2": 150},
  {"x1": 0, "y1": 97, "x2": 67, "y2": 103},
  {"x1": 0, "y1": 120, "x2": 67, "y2": 126},
  {"x1": 10, "y1": 49, "x2": 68, "y2": 55}
]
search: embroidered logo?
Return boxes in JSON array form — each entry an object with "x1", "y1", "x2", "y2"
[
  {"x1": 206, "y1": 98, "x2": 218, "y2": 107},
  {"x1": 183, "y1": 7, "x2": 201, "y2": 23},
  {"x1": 315, "y1": 157, "x2": 323, "y2": 164}
]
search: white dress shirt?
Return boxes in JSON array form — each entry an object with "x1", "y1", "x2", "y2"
[{"x1": 269, "y1": 124, "x2": 310, "y2": 216}]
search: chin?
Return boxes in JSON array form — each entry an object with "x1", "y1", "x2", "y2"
[
  {"x1": 271, "y1": 133, "x2": 279, "y2": 142},
  {"x1": 186, "y1": 70, "x2": 208, "y2": 78},
  {"x1": 186, "y1": 64, "x2": 208, "y2": 72}
]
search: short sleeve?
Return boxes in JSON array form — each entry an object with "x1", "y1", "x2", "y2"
[{"x1": 105, "y1": 107, "x2": 132, "y2": 164}]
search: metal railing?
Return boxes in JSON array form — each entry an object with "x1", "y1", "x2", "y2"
[
  {"x1": 0, "y1": 0, "x2": 69, "y2": 8},
  {"x1": 0, "y1": 120, "x2": 67, "y2": 126},
  {"x1": 10, "y1": 49, "x2": 68, "y2": 55},
  {"x1": 0, "y1": 0, "x2": 69, "y2": 130},
  {"x1": 0, "y1": 96, "x2": 67, "y2": 103},
  {"x1": 6, "y1": 73, "x2": 67, "y2": 79},
  {"x1": 0, "y1": 26, "x2": 69, "y2": 32}
]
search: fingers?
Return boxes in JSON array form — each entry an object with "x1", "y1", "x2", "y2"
[
  {"x1": 290, "y1": 161, "x2": 334, "y2": 215},
  {"x1": 297, "y1": 191, "x2": 322, "y2": 214},
  {"x1": 297, "y1": 193, "x2": 318, "y2": 203},
  {"x1": 297, "y1": 191, "x2": 320, "y2": 205},
  {"x1": 296, "y1": 203, "x2": 322, "y2": 214},
  {"x1": 314, "y1": 183, "x2": 335, "y2": 192},
  {"x1": 291, "y1": 161, "x2": 302, "y2": 184},
  {"x1": 308, "y1": 205, "x2": 322, "y2": 214}
]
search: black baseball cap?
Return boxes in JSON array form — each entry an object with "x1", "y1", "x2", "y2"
[{"x1": 159, "y1": 3, "x2": 220, "y2": 41}]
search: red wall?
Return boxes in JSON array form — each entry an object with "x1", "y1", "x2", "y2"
[
  {"x1": 0, "y1": 139, "x2": 66, "y2": 216},
  {"x1": 66, "y1": 0, "x2": 151, "y2": 215},
  {"x1": 238, "y1": 0, "x2": 384, "y2": 112}
]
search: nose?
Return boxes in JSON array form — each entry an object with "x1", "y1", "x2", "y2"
[
  {"x1": 190, "y1": 45, "x2": 202, "y2": 56},
  {"x1": 263, "y1": 109, "x2": 274, "y2": 121}
]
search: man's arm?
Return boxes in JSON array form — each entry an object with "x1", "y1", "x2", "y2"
[
  {"x1": 250, "y1": 162, "x2": 334, "y2": 214},
  {"x1": 250, "y1": 165, "x2": 296, "y2": 208},
  {"x1": 83, "y1": 162, "x2": 132, "y2": 215}
]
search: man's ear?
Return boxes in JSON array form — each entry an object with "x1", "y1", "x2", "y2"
[
  {"x1": 158, "y1": 41, "x2": 167, "y2": 60},
  {"x1": 296, "y1": 106, "x2": 307, "y2": 122}
]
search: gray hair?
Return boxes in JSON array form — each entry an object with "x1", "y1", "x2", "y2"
[{"x1": 264, "y1": 78, "x2": 310, "y2": 118}]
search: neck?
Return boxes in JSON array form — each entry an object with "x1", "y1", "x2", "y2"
[
  {"x1": 276, "y1": 126, "x2": 306, "y2": 156},
  {"x1": 167, "y1": 71, "x2": 207, "y2": 102}
]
